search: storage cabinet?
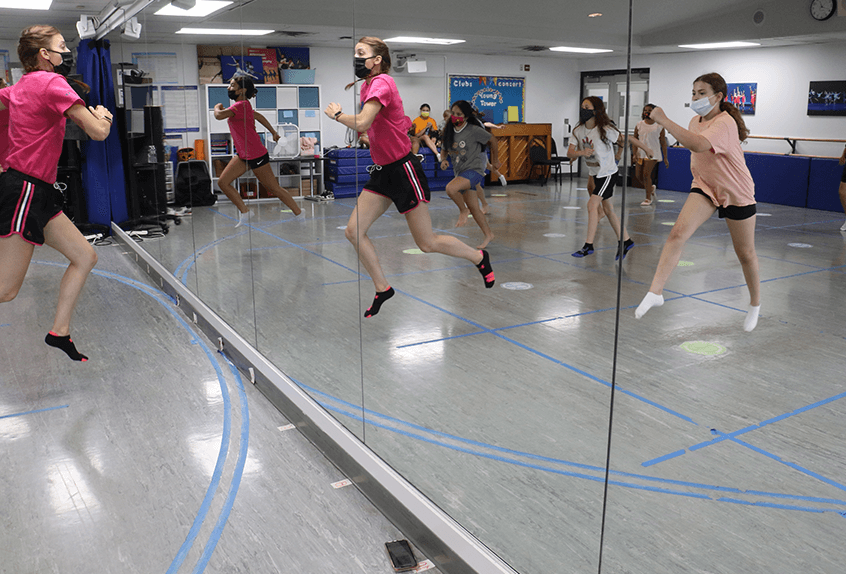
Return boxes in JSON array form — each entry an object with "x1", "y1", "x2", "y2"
[{"x1": 204, "y1": 83, "x2": 324, "y2": 198}]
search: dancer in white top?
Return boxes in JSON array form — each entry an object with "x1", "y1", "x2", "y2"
[{"x1": 633, "y1": 103, "x2": 669, "y2": 206}]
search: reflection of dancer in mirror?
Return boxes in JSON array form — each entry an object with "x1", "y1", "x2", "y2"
[
  {"x1": 633, "y1": 103, "x2": 669, "y2": 206},
  {"x1": 0, "y1": 25, "x2": 113, "y2": 361},
  {"x1": 838, "y1": 143, "x2": 846, "y2": 231},
  {"x1": 440, "y1": 100, "x2": 495, "y2": 248},
  {"x1": 213, "y1": 75, "x2": 301, "y2": 227},
  {"x1": 324, "y1": 37, "x2": 495, "y2": 318},
  {"x1": 568, "y1": 96, "x2": 652, "y2": 261},
  {"x1": 635, "y1": 72, "x2": 761, "y2": 331}
]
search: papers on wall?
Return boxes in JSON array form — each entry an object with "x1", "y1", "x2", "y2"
[
  {"x1": 131, "y1": 52, "x2": 179, "y2": 84},
  {"x1": 160, "y1": 85, "x2": 201, "y2": 133}
]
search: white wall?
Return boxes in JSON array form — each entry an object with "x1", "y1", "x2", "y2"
[{"x1": 580, "y1": 42, "x2": 846, "y2": 158}]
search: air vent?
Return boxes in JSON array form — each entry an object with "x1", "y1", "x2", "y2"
[
  {"x1": 521, "y1": 45, "x2": 547, "y2": 52},
  {"x1": 280, "y1": 31, "x2": 313, "y2": 37}
]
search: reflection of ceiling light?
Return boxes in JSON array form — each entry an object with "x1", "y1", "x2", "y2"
[
  {"x1": 155, "y1": 0, "x2": 231, "y2": 17},
  {"x1": 588, "y1": 12, "x2": 602, "y2": 17},
  {"x1": 384, "y1": 36, "x2": 465, "y2": 45},
  {"x1": 176, "y1": 28, "x2": 274, "y2": 35},
  {"x1": 0, "y1": 0, "x2": 51, "y2": 8},
  {"x1": 550, "y1": 46, "x2": 613, "y2": 54},
  {"x1": 678, "y1": 41, "x2": 760, "y2": 49}
]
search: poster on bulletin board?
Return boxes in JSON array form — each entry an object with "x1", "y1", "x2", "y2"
[{"x1": 447, "y1": 75, "x2": 525, "y2": 124}]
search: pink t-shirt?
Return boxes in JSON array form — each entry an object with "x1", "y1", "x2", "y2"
[
  {"x1": 0, "y1": 108, "x2": 9, "y2": 169},
  {"x1": 0, "y1": 71, "x2": 84, "y2": 184},
  {"x1": 227, "y1": 99, "x2": 266, "y2": 161},
  {"x1": 360, "y1": 74, "x2": 411, "y2": 165},
  {"x1": 689, "y1": 111, "x2": 755, "y2": 207}
]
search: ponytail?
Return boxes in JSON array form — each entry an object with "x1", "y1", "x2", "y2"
[
  {"x1": 695, "y1": 72, "x2": 748, "y2": 143},
  {"x1": 718, "y1": 100, "x2": 749, "y2": 142},
  {"x1": 345, "y1": 36, "x2": 391, "y2": 90}
]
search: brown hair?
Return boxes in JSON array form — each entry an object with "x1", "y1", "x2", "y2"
[
  {"x1": 694, "y1": 72, "x2": 749, "y2": 142},
  {"x1": 17, "y1": 25, "x2": 89, "y2": 93},
  {"x1": 345, "y1": 36, "x2": 392, "y2": 90},
  {"x1": 578, "y1": 96, "x2": 615, "y2": 144}
]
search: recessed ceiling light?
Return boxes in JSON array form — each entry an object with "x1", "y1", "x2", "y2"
[
  {"x1": 550, "y1": 46, "x2": 613, "y2": 54},
  {"x1": 156, "y1": 0, "x2": 232, "y2": 17},
  {"x1": 383, "y1": 36, "x2": 465, "y2": 45},
  {"x1": 176, "y1": 28, "x2": 273, "y2": 35},
  {"x1": 678, "y1": 41, "x2": 761, "y2": 49},
  {"x1": 588, "y1": 12, "x2": 602, "y2": 17},
  {"x1": 0, "y1": 0, "x2": 51, "y2": 9}
]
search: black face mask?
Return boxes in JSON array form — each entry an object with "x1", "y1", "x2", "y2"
[
  {"x1": 579, "y1": 108, "x2": 595, "y2": 123},
  {"x1": 47, "y1": 49, "x2": 74, "y2": 76},
  {"x1": 354, "y1": 56, "x2": 375, "y2": 79},
  {"x1": 228, "y1": 89, "x2": 239, "y2": 101}
]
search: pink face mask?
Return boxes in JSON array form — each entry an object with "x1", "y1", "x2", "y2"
[{"x1": 451, "y1": 115, "x2": 465, "y2": 125}]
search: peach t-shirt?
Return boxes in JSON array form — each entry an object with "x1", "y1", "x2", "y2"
[{"x1": 688, "y1": 111, "x2": 755, "y2": 207}]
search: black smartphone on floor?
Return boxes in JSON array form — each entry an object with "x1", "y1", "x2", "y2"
[{"x1": 385, "y1": 539, "x2": 417, "y2": 571}]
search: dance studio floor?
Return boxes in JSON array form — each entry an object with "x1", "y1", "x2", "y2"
[
  {"x1": 4, "y1": 175, "x2": 845, "y2": 573},
  {"x1": 0, "y1": 242, "x2": 440, "y2": 573}
]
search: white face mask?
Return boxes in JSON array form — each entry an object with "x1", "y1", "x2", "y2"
[{"x1": 690, "y1": 94, "x2": 717, "y2": 117}]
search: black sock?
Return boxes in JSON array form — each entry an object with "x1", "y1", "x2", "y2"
[
  {"x1": 616, "y1": 238, "x2": 635, "y2": 260},
  {"x1": 364, "y1": 287, "x2": 395, "y2": 318},
  {"x1": 45, "y1": 332, "x2": 88, "y2": 362},
  {"x1": 584, "y1": 242, "x2": 594, "y2": 250},
  {"x1": 476, "y1": 249, "x2": 495, "y2": 288}
]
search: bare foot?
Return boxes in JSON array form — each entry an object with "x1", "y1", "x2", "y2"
[
  {"x1": 476, "y1": 233, "x2": 494, "y2": 249},
  {"x1": 456, "y1": 210, "x2": 470, "y2": 227},
  {"x1": 480, "y1": 202, "x2": 489, "y2": 215}
]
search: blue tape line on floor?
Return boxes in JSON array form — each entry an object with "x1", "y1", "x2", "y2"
[{"x1": 0, "y1": 404, "x2": 68, "y2": 420}]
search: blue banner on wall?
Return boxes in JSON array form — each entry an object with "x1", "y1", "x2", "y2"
[{"x1": 447, "y1": 75, "x2": 525, "y2": 124}]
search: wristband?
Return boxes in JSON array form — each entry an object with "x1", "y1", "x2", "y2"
[{"x1": 334, "y1": 110, "x2": 342, "y2": 120}]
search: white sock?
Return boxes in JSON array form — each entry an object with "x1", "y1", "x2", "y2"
[
  {"x1": 840, "y1": 219, "x2": 846, "y2": 231},
  {"x1": 235, "y1": 209, "x2": 252, "y2": 228},
  {"x1": 498, "y1": 174, "x2": 507, "y2": 186},
  {"x1": 635, "y1": 292, "x2": 664, "y2": 319},
  {"x1": 744, "y1": 304, "x2": 760, "y2": 332}
]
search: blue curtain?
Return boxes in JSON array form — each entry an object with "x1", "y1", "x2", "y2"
[{"x1": 77, "y1": 39, "x2": 128, "y2": 227}]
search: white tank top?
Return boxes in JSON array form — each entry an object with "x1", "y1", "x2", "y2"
[{"x1": 635, "y1": 120, "x2": 663, "y2": 162}]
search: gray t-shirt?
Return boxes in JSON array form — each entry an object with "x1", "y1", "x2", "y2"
[{"x1": 447, "y1": 124, "x2": 492, "y2": 176}]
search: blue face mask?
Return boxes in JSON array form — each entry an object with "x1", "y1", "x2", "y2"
[{"x1": 691, "y1": 95, "x2": 717, "y2": 116}]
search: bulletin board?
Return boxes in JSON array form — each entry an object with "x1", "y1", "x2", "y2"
[
  {"x1": 131, "y1": 52, "x2": 179, "y2": 84},
  {"x1": 447, "y1": 75, "x2": 525, "y2": 124},
  {"x1": 0, "y1": 50, "x2": 9, "y2": 84}
]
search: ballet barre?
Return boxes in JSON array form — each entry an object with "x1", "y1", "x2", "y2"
[{"x1": 746, "y1": 135, "x2": 846, "y2": 156}]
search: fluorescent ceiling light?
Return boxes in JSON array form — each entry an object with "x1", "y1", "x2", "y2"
[
  {"x1": 384, "y1": 36, "x2": 465, "y2": 45},
  {"x1": 550, "y1": 46, "x2": 613, "y2": 54},
  {"x1": 176, "y1": 27, "x2": 273, "y2": 35},
  {"x1": 0, "y1": 0, "x2": 51, "y2": 8},
  {"x1": 678, "y1": 41, "x2": 760, "y2": 49},
  {"x1": 156, "y1": 0, "x2": 232, "y2": 17}
]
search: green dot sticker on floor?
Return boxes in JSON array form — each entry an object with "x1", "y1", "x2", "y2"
[
  {"x1": 561, "y1": 206, "x2": 581, "y2": 210},
  {"x1": 677, "y1": 261, "x2": 695, "y2": 267},
  {"x1": 788, "y1": 243, "x2": 813, "y2": 248},
  {"x1": 501, "y1": 282, "x2": 533, "y2": 290},
  {"x1": 681, "y1": 341, "x2": 727, "y2": 356},
  {"x1": 661, "y1": 221, "x2": 675, "y2": 226},
  {"x1": 403, "y1": 248, "x2": 425, "y2": 255},
  {"x1": 492, "y1": 193, "x2": 507, "y2": 197},
  {"x1": 281, "y1": 209, "x2": 293, "y2": 213},
  {"x1": 657, "y1": 199, "x2": 674, "y2": 203},
  {"x1": 543, "y1": 233, "x2": 566, "y2": 238}
]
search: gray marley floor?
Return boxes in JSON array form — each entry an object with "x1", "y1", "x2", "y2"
[{"x1": 0, "y1": 243, "x2": 438, "y2": 574}]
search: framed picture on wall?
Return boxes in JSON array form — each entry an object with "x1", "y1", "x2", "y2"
[
  {"x1": 725, "y1": 83, "x2": 756, "y2": 115},
  {"x1": 807, "y1": 80, "x2": 846, "y2": 116}
]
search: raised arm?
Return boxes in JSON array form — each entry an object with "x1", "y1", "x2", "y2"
[
  {"x1": 649, "y1": 106, "x2": 711, "y2": 153},
  {"x1": 324, "y1": 99, "x2": 382, "y2": 133},
  {"x1": 65, "y1": 104, "x2": 112, "y2": 141},
  {"x1": 213, "y1": 103, "x2": 235, "y2": 121},
  {"x1": 622, "y1": 133, "x2": 653, "y2": 158}
]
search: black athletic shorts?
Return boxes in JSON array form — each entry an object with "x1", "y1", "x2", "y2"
[
  {"x1": 363, "y1": 152, "x2": 431, "y2": 213},
  {"x1": 591, "y1": 172, "x2": 617, "y2": 199},
  {"x1": 0, "y1": 168, "x2": 63, "y2": 246},
  {"x1": 691, "y1": 188, "x2": 756, "y2": 220},
  {"x1": 240, "y1": 152, "x2": 270, "y2": 170}
]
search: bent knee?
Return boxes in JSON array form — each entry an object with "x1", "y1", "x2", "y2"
[
  {"x1": 415, "y1": 240, "x2": 436, "y2": 253},
  {"x1": 0, "y1": 286, "x2": 21, "y2": 303}
]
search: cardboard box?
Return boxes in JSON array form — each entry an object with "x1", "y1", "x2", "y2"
[
  {"x1": 300, "y1": 178, "x2": 312, "y2": 195},
  {"x1": 240, "y1": 181, "x2": 257, "y2": 199}
]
